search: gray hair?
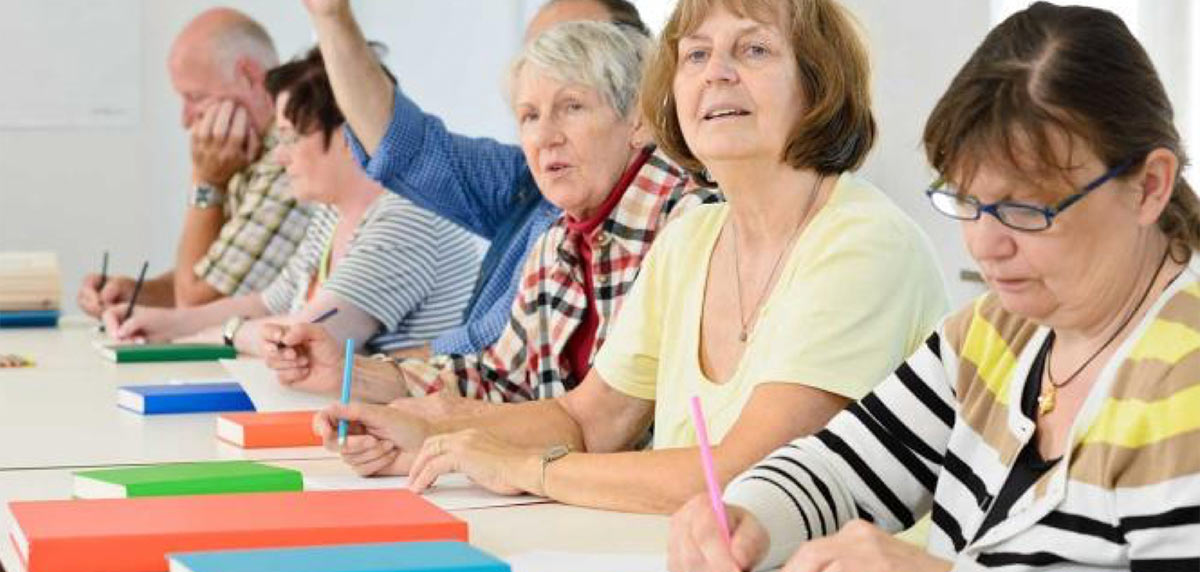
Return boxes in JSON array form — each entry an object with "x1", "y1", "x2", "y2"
[
  {"x1": 211, "y1": 18, "x2": 279, "y2": 78},
  {"x1": 509, "y1": 21, "x2": 650, "y2": 118}
]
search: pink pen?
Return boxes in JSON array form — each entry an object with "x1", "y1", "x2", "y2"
[{"x1": 690, "y1": 395, "x2": 732, "y2": 546}]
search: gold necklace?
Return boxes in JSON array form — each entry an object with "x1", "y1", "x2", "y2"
[
  {"x1": 1037, "y1": 246, "x2": 1170, "y2": 415},
  {"x1": 730, "y1": 174, "x2": 824, "y2": 343}
]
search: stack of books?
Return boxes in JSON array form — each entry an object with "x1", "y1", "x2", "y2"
[
  {"x1": 0, "y1": 251, "x2": 61, "y2": 327},
  {"x1": 9, "y1": 488, "x2": 472, "y2": 572}
]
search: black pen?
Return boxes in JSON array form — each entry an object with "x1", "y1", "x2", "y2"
[
  {"x1": 121, "y1": 261, "x2": 150, "y2": 324},
  {"x1": 97, "y1": 251, "x2": 109, "y2": 293},
  {"x1": 95, "y1": 251, "x2": 111, "y2": 333}
]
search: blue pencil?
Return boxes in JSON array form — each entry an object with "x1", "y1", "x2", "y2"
[{"x1": 337, "y1": 338, "x2": 354, "y2": 446}]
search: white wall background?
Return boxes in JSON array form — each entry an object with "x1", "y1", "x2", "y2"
[
  {"x1": 0, "y1": 0, "x2": 1194, "y2": 311},
  {"x1": 0, "y1": 0, "x2": 527, "y2": 310}
]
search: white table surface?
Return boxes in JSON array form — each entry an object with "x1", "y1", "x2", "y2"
[
  {"x1": 0, "y1": 318, "x2": 671, "y2": 571},
  {"x1": 0, "y1": 319, "x2": 332, "y2": 469}
]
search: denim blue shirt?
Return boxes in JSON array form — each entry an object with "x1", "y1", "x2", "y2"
[{"x1": 345, "y1": 87, "x2": 560, "y2": 354}]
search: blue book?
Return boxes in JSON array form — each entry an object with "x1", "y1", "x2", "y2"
[
  {"x1": 117, "y1": 381, "x2": 256, "y2": 415},
  {"x1": 0, "y1": 309, "x2": 59, "y2": 328},
  {"x1": 168, "y1": 541, "x2": 510, "y2": 572}
]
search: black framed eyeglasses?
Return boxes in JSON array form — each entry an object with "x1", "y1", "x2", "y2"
[{"x1": 924, "y1": 157, "x2": 1137, "y2": 232}]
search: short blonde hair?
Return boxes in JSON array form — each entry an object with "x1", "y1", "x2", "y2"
[
  {"x1": 641, "y1": 0, "x2": 876, "y2": 178},
  {"x1": 509, "y1": 21, "x2": 650, "y2": 118}
]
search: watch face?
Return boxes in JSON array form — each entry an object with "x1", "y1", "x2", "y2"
[
  {"x1": 544, "y1": 445, "x2": 570, "y2": 462},
  {"x1": 191, "y1": 185, "x2": 223, "y2": 208},
  {"x1": 222, "y1": 316, "x2": 243, "y2": 346}
]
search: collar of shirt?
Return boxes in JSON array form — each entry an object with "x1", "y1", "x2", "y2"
[{"x1": 556, "y1": 146, "x2": 662, "y2": 266}]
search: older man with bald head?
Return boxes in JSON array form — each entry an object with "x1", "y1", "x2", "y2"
[{"x1": 78, "y1": 8, "x2": 309, "y2": 315}]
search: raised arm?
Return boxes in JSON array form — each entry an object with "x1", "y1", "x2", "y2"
[
  {"x1": 303, "y1": 0, "x2": 394, "y2": 154},
  {"x1": 302, "y1": 0, "x2": 537, "y2": 239}
]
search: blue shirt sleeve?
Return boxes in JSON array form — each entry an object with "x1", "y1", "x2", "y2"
[{"x1": 344, "y1": 86, "x2": 532, "y2": 240}]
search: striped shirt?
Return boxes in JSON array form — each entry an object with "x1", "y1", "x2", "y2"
[
  {"x1": 260, "y1": 193, "x2": 479, "y2": 353},
  {"x1": 725, "y1": 253, "x2": 1200, "y2": 571}
]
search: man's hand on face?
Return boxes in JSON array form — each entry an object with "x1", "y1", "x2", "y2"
[{"x1": 190, "y1": 99, "x2": 262, "y2": 188}]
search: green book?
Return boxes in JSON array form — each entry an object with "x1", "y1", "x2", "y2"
[
  {"x1": 72, "y1": 461, "x2": 303, "y2": 499},
  {"x1": 96, "y1": 342, "x2": 236, "y2": 363}
]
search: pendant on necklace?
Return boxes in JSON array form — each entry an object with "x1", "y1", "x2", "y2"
[
  {"x1": 1037, "y1": 383, "x2": 1057, "y2": 416},
  {"x1": 738, "y1": 330, "x2": 748, "y2": 343}
]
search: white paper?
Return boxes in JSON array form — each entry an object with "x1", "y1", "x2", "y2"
[
  {"x1": 303, "y1": 473, "x2": 550, "y2": 511},
  {"x1": 505, "y1": 551, "x2": 667, "y2": 572},
  {"x1": 219, "y1": 358, "x2": 334, "y2": 412}
]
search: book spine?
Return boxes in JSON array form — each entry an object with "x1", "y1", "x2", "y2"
[{"x1": 143, "y1": 393, "x2": 255, "y2": 415}]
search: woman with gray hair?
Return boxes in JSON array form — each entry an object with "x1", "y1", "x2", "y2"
[
  {"x1": 267, "y1": 23, "x2": 719, "y2": 404},
  {"x1": 306, "y1": 0, "x2": 946, "y2": 516}
]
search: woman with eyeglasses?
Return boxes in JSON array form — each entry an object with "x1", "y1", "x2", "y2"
[{"x1": 669, "y1": 3, "x2": 1199, "y2": 571}]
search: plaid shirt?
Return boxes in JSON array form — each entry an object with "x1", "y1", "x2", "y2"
[
  {"x1": 397, "y1": 148, "x2": 723, "y2": 402},
  {"x1": 193, "y1": 130, "x2": 311, "y2": 296}
]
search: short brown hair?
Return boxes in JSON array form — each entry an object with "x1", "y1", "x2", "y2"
[
  {"x1": 924, "y1": 2, "x2": 1198, "y2": 253},
  {"x1": 641, "y1": 0, "x2": 876, "y2": 179},
  {"x1": 265, "y1": 45, "x2": 396, "y2": 150}
]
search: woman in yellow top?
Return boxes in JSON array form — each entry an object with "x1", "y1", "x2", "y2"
[{"x1": 312, "y1": 0, "x2": 948, "y2": 514}]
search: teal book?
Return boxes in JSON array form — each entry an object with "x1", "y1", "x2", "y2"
[
  {"x1": 169, "y1": 541, "x2": 510, "y2": 572},
  {"x1": 73, "y1": 461, "x2": 303, "y2": 499},
  {"x1": 97, "y1": 342, "x2": 236, "y2": 363},
  {"x1": 0, "y1": 309, "x2": 59, "y2": 328}
]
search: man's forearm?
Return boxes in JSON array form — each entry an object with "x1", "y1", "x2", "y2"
[
  {"x1": 136, "y1": 272, "x2": 177, "y2": 307},
  {"x1": 174, "y1": 206, "x2": 224, "y2": 306},
  {"x1": 309, "y1": 5, "x2": 395, "y2": 154}
]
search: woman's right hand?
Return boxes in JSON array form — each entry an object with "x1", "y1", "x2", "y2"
[
  {"x1": 668, "y1": 493, "x2": 769, "y2": 572},
  {"x1": 261, "y1": 322, "x2": 343, "y2": 394},
  {"x1": 315, "y1": 402, "x2": 432, "y2": 476}
]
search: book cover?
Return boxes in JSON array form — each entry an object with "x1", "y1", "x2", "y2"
[
  {"x1": 98, "y1": 343, "x2": 236, "y2": 363},
  {"x1": 216, "y1": 411, "x2": 321, "y2": 448},
  {"x1": 117, "y1": 382, "x2": 255, "y2": 415},
  {"x1": 10, "y1": 489, "x2": 469, "y2": 572},
  {"x1": 169, "y1": 541, "x2": 509, "y2": 572},
  {"x1": 0, "y1": 309, "x2": 59, "y2": 328},
  {"x1": 73, "y1": 461, "x2": 302, "y2": 499}
]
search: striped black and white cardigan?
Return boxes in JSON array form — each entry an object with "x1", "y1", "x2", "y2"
[{"x1": 725, "y1": 254, "x2": 1200, "y2": 571}]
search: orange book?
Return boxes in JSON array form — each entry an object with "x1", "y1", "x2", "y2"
[
  {"x1": 217, "y1": 411, "x2": 322, "y2": 448},
  {"x1": 9, "y1": 489, "x2": 468, "y2": 572}
]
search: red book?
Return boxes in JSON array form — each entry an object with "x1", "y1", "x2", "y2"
[
  {"x1": 216, "y1": 411, "x2": 322, "y2": 448},
  {"x1": 9, "y1": 489, "x2": 468, "y2": 572}
]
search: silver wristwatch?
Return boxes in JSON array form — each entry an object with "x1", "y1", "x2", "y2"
[
  {"x1": 221, "y1": 315, "x2": 245, "y2": 347},
  {"x1": 189, "y1": 183, "x2": 226, "y2": 209}
]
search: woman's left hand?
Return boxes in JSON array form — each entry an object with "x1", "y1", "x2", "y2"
[
  {"x1": 406, "y1": 428, "x2": 537, "y2": 496},
  {"x1": 783, "y1": 520, "x2": 952, "y2": 572}
]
